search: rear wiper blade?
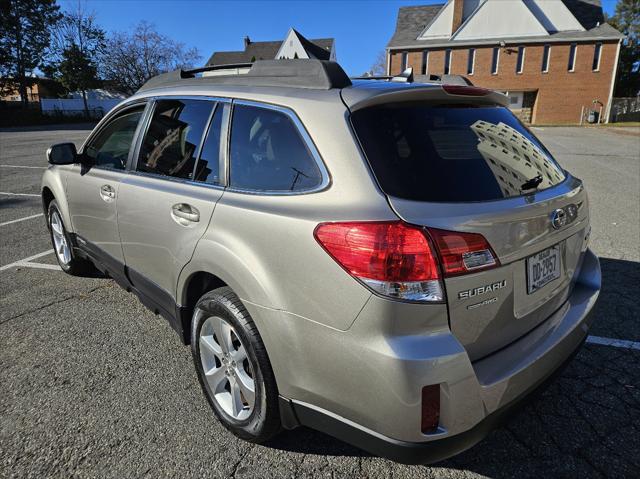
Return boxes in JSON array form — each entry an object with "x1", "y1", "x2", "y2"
[{"x1": 521, "y1": 174, "x2": 543, "y2": 191}]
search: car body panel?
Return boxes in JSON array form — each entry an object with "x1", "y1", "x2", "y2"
[
  {"x1": 65, "y1": 165, "x2": 127, "y2": 263},
  {"x1": 41, "y1": 165, "x2": 73, "y2": 228},
  {"x1": 117, "y1": 173, "x2": 223, "y2": 306}
]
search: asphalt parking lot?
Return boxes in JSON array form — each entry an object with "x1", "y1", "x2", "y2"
[{"x1": 1, "y1": 124, "x2": 639, "y2": 478}]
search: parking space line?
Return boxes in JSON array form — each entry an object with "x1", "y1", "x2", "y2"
[
  {"x1": 0, "y1": 213, "x2": 43, "y2": 227},
  {"x1": 16, "y1": 262, "x2": 62, "y2": 271},
  {"x1": 0, "y1": 249, "x2": 60, "y2": 272},
  {"x1": 587, "y1": 335, "x2": 640, "y2": 351},
  {"x1": 0, "y1": 165, "x2": 46, "y2": 169},
  {"x1": 0, "y1": 192, "x2": 40, "y2": 197}
]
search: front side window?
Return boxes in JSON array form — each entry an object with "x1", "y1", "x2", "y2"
[
  {"x1": 137, "y1": 99, "x2": 214, "y2": 179},
  {"x1": 84, "y1": 105, "x2": 145, "y2": 170},
  {"x1": 229, "y1": 104, "x2": 323, "y2": 192}
]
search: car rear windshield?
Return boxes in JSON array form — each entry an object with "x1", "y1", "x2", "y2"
[{"x1": 350, "y1": 105, "x2": 566, "y2": 202}]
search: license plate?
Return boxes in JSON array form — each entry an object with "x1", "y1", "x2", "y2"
[{"x1": 526, "y1": 245, "x2": 561, "y2": 294}]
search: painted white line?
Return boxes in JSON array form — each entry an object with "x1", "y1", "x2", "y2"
[
  {"x1": 17, "y1": 262, "x2": 62, "y2": 271},
  {"x1": 0, "y1": 249, "x2": 55, "y2": 272},
  {"x1": 587, "y1": 335, "x2": 640, "y2": 351},
  {"x1": 0, "y1": 165, "x2": 46, "y2": 169},
  {"x1": 0, "y1": 192, "x2": 40, "y2": 197},
  {"x1": 0, "y1": 213, "x2": 43, "y2": 227}
]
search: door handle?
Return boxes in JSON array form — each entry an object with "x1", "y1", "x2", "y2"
[
  {"x1": 171, "y1": 203, "x2": 200, "y2": 226},
  {"x1": 100, "y1": 184, "x2": 115, "y2": 202}
]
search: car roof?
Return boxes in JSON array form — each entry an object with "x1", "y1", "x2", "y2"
[{"x1": 132, "y1": 59, "x2": 508, "y2": 111}]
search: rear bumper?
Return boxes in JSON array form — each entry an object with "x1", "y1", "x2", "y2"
[
  {"x1": 278, "y1": 249, "x2": 601, "y2": 464},
  {"x1": 289, "y1": 333, "x2": 587, "y2": 464}
]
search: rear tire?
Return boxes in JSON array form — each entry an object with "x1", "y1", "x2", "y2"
[
  {"x1": 191, "y1": 287, "x2": 281, "y2": 442},
  {"x1": 47, "y1": 200, "x2": 95, "y2": 276}
]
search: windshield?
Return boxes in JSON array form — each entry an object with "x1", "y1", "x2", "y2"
[{"x1": 350, "y1": 105, "x2": 566, "y2": 202}]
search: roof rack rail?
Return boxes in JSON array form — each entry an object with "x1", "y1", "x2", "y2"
[
  {"x1": 352, "y1": 67, "x2": 414, "y2": 83},
  {"x1": 352, "y1": 69, "x2": 474, "y2": 87},
  {"x1": 137, "y1": 59, "x2": 352, "y2": 93}
]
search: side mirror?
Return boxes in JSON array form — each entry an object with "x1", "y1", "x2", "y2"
[{"x1": 47, "y1": 143, "x2": 78, "y2": 165}]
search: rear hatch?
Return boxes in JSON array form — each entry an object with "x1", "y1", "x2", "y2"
[{"x1": 348, "y1": 89, "x2": 590, "y2": 361}]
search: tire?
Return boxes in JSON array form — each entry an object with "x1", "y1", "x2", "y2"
[
  {"x1": 47, "y1": 200, "x2": 95, "y2": 276},
  {"x1": 191, "y1": 287, "x2": 281, "y2": 442}
]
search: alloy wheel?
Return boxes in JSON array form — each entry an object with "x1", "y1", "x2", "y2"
[
  {"x1": 198, "y1": 315, "x2": 256, "y2": 421},
  {"x1": 50, "y1": 210, "x2": 71, "y2": 265}
]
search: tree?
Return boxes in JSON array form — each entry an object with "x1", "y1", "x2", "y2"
[
  {"x1": 364, "y1": 50, "x2": 387, "y2": 76},
  {"x1": 57, "y1": 44, "x2": 99, "y2": 106},
  {"x1": 0, "y1": 0, "x2": 61, "y2": 106},
  {"x1": 100, "y1": 22, "x2": 201, "y2": 95},
  {"x1": 607, "y1": 0, "x2": 640, "y2": 96},
  {"x1": 44, "y1": 3, "x2": 105, "y2": 116}
]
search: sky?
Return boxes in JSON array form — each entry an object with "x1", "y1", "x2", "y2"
[{"x1": 58, "y1": 0, "x2": 620, "y2": 76}]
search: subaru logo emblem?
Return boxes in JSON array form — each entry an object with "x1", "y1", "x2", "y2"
[{"x1": 551, "y1": 208, "x2": 567, "y2": 229}]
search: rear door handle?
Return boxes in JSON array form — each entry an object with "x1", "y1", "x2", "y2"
[
  {"x1": 171, "y1": 203, "x2": 200, "y2": 225},
  {"x1": 100, "y1": 184, "x2": 115, "y2": 202}
]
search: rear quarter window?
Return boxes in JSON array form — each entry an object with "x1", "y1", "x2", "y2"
[
  {"x1": 350, "y1": 105, "x2": 565, "y2": 202},
  {"x1": 229, "y1": 104, "x2": 323, "y2": 192}
]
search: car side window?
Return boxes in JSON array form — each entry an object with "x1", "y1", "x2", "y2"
[
  {"x1": 229, "y1": 104, "x2": 322, "y2": 192},
  {"x1": 137, "y1": 99, "x2": 214, "y2": 179},
  {"x1": 193, "y1": 103, "x2": 224, "y2": 185},
  {"x1": 84, "y1": 105, "x2": 145, "y2": 170}
]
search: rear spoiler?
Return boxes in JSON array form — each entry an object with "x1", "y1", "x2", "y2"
[{"x1": 343, "y1": 85, "x2": 509, "y2": 112}]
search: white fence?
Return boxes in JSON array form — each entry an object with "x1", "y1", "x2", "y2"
[{"x1": 40, "y1": 98, "x2": 122, "y2": 118}]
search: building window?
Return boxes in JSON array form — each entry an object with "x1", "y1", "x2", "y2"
[
  {"x1": 568, "y1": 43, "x2": 577, "y2": 72},
  {"x1": 592, "y1": 42, "x2": 602, "y2": 71},
  {"x1": 516, "y1": 46, "x2": 525, "y2": 74},
  {"x1": 467, "y1": 48, "x2": 475, "y2": 75},
  {"x1": 541, "y1": 45, "x2": 550, "y2": 72},
  {"x1": 421, "y1": 51, "x2": 429, "y2": 75},
  {"x1": 491, "y1": 47, "x2": 500, "y2": 74},
  {"x1": 401, "y1": 51, "x2": 408, "y2": 71},
  {"x1": 444, "y1": 49, "x2": 452, "y2": 75}
]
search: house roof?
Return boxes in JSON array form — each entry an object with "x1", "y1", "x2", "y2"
[
  {"x1": 291, "y1": 29, "x2": 333, "y2": 60},
  {"x1": 207, "y1": 36, "x2": 334, "y2": 65},
  {"x1": 387, "y1": 1, "x2": 623, "y2": 50}
]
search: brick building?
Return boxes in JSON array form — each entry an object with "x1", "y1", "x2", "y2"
[{"x1": 387, "y1": 0, "x2": 624, "y2": 124}]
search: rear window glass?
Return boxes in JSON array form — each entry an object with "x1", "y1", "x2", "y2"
[{"x1": 350, "y1": 105, "x2": 565, "y2": 202}]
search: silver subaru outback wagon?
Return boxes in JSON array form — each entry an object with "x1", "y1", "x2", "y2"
[{"x1": 41, "y1": 60, "x2": 600, "y2": 464}]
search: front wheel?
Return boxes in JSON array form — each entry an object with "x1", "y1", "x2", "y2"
[{"x1": 191, "y1": 287, "x2": 281, "y2": 442}]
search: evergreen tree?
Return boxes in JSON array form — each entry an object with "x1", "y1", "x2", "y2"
[{"x1": 0, "y1": 0, "x2": 61, "y2": 106}]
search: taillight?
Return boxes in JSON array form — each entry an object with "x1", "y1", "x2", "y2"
[
  {"x1": 427, "y1": 228, "x2": 499, "y2": 277},
  {"x1": 314, "y1": 221, "x2": 443, "y2": 302}
]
